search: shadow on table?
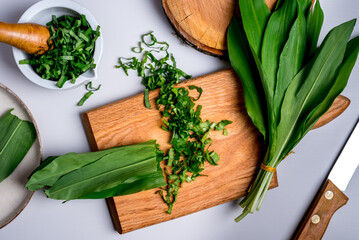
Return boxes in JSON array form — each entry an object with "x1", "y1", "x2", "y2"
[
  {"x1": 0, "y1": 1, "x2": 36, "y2": 72},
  {"x1": 149, "y1": 0, "x2": 165, "y2": 19}
]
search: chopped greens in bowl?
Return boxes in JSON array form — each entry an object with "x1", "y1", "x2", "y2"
[
  {"x1": 13, "y1": 0, "x2": 103, "y2": 90},
  {"x1": 20, "y1": 15, "x2": 100, "y2": 88}
]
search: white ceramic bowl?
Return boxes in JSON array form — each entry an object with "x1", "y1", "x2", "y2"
[{"x1": 12, "y1": 0, "x2": 103, "y2": 90}]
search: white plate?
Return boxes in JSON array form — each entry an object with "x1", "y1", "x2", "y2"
[
  {"x1": 0, "y1": 83, "x2": 42, "y2": 228},
  {"x1": 12, "y1": 0, "x2": 103, "y2": 90}
]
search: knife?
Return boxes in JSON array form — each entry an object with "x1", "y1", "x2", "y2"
[{"x1": 292, "y1": 119, "x2": 359, "y2": 240}]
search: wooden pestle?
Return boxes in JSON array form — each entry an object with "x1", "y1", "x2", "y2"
[{"x1": 0, "y1": 22, "x2": 51, "y2": 55}]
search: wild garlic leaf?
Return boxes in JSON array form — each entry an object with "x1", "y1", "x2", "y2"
[
  {"x1": 261, "y1": 0, "x2": 298, "y2": 99},
  {"x1": 27, "y1": 148, "x2": 119, "y2": 190},
  {"x1": 275, "y1": 20, "x2": 356, "y2": 161},
  {"x1": 249, "y1": 40, "x2": 274, "y2": 138},
  {"x1": 238, "y1": 0, "x2": 270, "y2": 56},
  {"x1": 275, "y1": 0, "x2": 284, "y2": 10},
  {"x1": 79, "y1": 171, "x2": 166, "y2": 199},
  {"x1": 44, "y1": 150, "x2": 158, "y2": 200},
  {"x1": 306, "y1": 0, "x2": 324, "y2": 58},
  {"x1": 298, "y1": 0, "x2": 313, "y2": 16},
  {"x1": 27, "y1": 140, "x2": 166, "y2": 200},
  {"x1": 303, "y1": 36, "x2": 359, "y2": 131},
  {"x1": 0, "y1": 109, "x2": 36, "y2": 183},
  {"x1": 274, "y1": 1, "x2": 307, "y2": 119},
  {"x1": 227, "y1": 16, "x2": 267, "y2": 139},
  {"x1": 215, "y1": 120, "x2": 233, "y2": 131},
  {"x1": 26, "y1": 141, "x2": 157, "y2": 191}
]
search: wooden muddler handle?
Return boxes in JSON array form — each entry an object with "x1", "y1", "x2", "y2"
[
  {"x1": 292, "y1": 179, "x2": 348, "y2": 240},
  {"x1": 0, "y1": 22, "x2": 50, "y2": 55}
]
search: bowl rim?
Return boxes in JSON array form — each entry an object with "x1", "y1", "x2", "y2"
[{"x1": 12, "y1": 0, "x2": 103, "y2": 90}]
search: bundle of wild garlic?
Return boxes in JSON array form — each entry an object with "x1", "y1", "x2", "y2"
[{"x1": 227, "y1": 0, "x2": 359, "y2": 221}]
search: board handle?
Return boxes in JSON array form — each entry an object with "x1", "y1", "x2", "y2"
[{"x1": 292, "y1": 179, "x2": 348, "y2": 240}]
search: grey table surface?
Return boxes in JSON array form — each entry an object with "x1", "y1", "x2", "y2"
[{"x1": 0, "y1": 0, "x2": 358, "y2": 239}]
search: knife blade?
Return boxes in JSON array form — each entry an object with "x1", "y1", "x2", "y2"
[{"x1": 292, "y1": 118, "x2": 359, "y2": 240}]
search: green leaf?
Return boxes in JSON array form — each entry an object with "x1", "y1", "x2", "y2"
[
  {"x1": 77, "y1": 91, "x2": 94, "y2": 106},
  {"x1": 77, "y1": 82, "x2": 101, "y2": 106},
  {"x1": 44, "y1": 148, "x2": 158, "y2": 200},
  {"x1": 0, "y1": 109, "x2": 36, "y2": 183},
  {"x1": 249, "y1": 42, "x2": 276, "y2": 142},
  {"x1": 85, "y1": 81, "x2": 101, "y2": 91},
  {"x1": 298, "y1": 0, "x2": 313, "y2": 15},
  {"x1": 275, "y1": 19, "x2": 356, "y2": 161},
  {"x1": 144, "y1": 88, "x2": 151, "y2": 108},
  {"x1": 261, "y1": 0, "x2": 298, "y2": 99},
  {"x1": 274, "y1": 1, "x2": 307, "y2": 118},
  {"x1": 189, "y1": 85, "x2": 203, "y2": 101},
  {"x1": 167, "y1": 147, "x2": 174, "y2": 166},
  {"x1": 79, "y1": 171, "x2": 166, "y2": 199},
  {"x1": 303, "y1": 36, "x2": 359, "y2": 130},
  {"x1": 26, "y1": 140, "x2": 158, "y2": 191},
  {"x1": 27, "y1": 140, "x2": 166, "y2": 200},
  {"x1": 306, "y1": 0, "x2": 324, "y2": 57},
  {"x1": 215, "y1": 120, "x2": 233, "y2": 131},
  {"x1": 275, "y1": 0, "x2": 284, "y2": 10},
  {"x1": 238, "y1": 0, "x2": 270, "y2": 56},
  {"x1": 227, "y1": 16, "x2": 267, "y2": 139}
]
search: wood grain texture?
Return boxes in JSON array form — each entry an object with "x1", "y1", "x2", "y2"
[
  {"x1": 292, "y1": 180, "x2": 349, "y2": 240},
  {"x1": 162, "y1": 0, "x2": 278, "y2": 56},
  {"x1": 82, "y1": 69, "x2": 349, "y2": 234},
  {"x1": 311, "y1": 95, "x2": 350, "y2": 129},
  {"x1": 0, "y1": 22, "x2": 50, "y2": 55}
]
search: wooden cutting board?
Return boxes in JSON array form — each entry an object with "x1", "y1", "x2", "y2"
[
  {"x1": 82, "y1": 69, "x2": 349, "y2": 234},
  {"x1": 162, "y1": 0, "x2": 304, "y2": 56}
]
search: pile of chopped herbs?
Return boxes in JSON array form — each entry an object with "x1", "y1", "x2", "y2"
[
  {"x1": 116, "y1": 32, "x2": 232, "y2": 213},
  {"x1": 0, "y1": 109, "x2": 37, "y2": 183},
  {"x1": 19, "y1": 15, "x2": 100, "y2": 88},
  {"x1": 26, "y1": 140, "x2": 166, "y2": 200},
  {"x1": 227, "y1": 0, "x2": 359, "y2": 221}
]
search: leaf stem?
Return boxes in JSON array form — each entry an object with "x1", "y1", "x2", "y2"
[{"x1": 236, "y1": 147, "x2": 277, "y2": 221}]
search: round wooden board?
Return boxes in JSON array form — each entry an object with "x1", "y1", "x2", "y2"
[{"x1": 162, "y1": 0, "x2": 278, "y2": 57}]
